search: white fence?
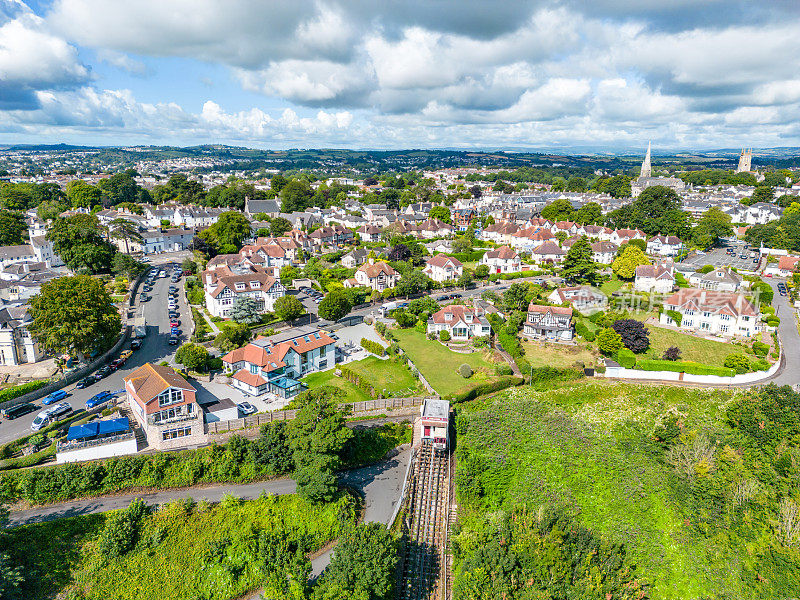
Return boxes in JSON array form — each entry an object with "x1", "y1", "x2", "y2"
[{"x1": 603, "y1": 350, "x2": 782, "y2": 386}]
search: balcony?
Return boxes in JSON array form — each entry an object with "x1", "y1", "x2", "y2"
[{"x1": 147, "y1": 411, "x2": 201, "y2": 427}]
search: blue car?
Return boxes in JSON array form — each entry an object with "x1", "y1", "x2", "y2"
[
  {"x1": 41, "y1": 389, "x2": 68, "y2": 405},
  {"x1": 86, "y1": 391, "x2": 113, "y2": 409}
]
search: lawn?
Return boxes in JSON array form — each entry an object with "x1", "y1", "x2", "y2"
[
  {"x1": 393, "y1": 329, "x2": 501, "y2": 396},
  {"x1": 302, "y1": 355, "x2": 423, "y2": 402},
  {"x1": 520, "y1": 340, "x2": 598, "y2": 369},
  {"x1": 452, "y1": 381, "x2": 799, "y2": 599},
  {"x1": 2, "y1": 493, "x2": 358, "y2": 600},
  {"x1": 641, "y1": 320, "x2": 733, "y2": 365},
  {"x1": 600, "y1": 276, "x2": 625, "y2": 295}
]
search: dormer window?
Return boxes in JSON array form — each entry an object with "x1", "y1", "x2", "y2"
[
  {"x1": 444, "y1": 313, "x2": 453, "y2": 321},
  {"x1": 250, "y1": 281, "x2": 260, "y2": 288},
  {"x1": 235, "y1": 282, "x2": 246, "y2": 291}
]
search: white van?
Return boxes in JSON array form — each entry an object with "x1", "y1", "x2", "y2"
[{"x1": 30, "y1": 401, "x2": 72, "y2": 431}]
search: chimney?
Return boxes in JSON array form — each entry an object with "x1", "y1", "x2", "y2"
[
  {"x1": 700, "y1": 290, "x2": 707, "y2": 304},
  {"x1": 368, "y1": 257, "x2": 375, "y2": 265}
]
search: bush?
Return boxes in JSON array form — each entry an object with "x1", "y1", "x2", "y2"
[
  {"x1": 752, "y1": 358, "x2": 771, "y2": 371},
  {"x1": 439, "y1": 330, "x2": 451, "y2": 342},
  {"x1": 611, "y1": 319, "x2": 650, "y2": 352},
  {"x1": 616, "y1": 347, "x2": 636, "y2": 368},
  {"x1": 458, "y1": 363, "x2": 473, "y2": 378},
  {"x1": 752, "y1": 341, "x2": 770, "y2": 357},
  {"x1": 635, "y1": 359, "x2": 735, "y2": 377},
  {"x1": 596, "y1": 327, "x2": 623, "y2": 355},
  {"x1": 529, "y1": 367, "x2": 583, "y2": 384},
  {"x1": 95, "y1": 498, "x2": 149, "y2": 558},
  {"x1": 449, "y1": 376, "x2": 523, "y2": 403},
  {"x1": 0, "y1": 380, "x2": 50, "y2": 404},
  {"x1": 662, "y1": 346, "x2": 681, "y2": 361},
  {"x1": 360, "y1": 338, "x2": 385, "y2": 357},
  {"x1": 495, "y1": 364, "x2": 513, "y2": 376},
  {"x1": 724, "y1": 353, "x2": 751, "y2": 374}
]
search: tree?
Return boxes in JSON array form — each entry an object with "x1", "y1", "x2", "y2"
[
  {"x1": 112, "y1": 253, "x2": 146, "y2": 278},
  {"x1": 281, "y1": 179, "x2": 313, "y2": 213},
  {"x1": 575, "y1": 202, "x2": 602, "y2": 225},
  {"x1": 607, "y1": 186, "x2": 691, "y2": 238},
  {"x1": 562, "y1": 236, "x2": 598, "y2": 285},
  {"x1": 288, "y1": 388, "x2": 352, "y2": 502},
  {"x1": 457, "y1": 270, "x2": 473, "y2": 288},
  {"x1": 319, "y1": 289, "x2": 353, "y2": 322},
  {"x1": 469, "y1": 184, "x2": 482, "y2": 198},
  {"x1": 429, "y1": 205, "x2": 451, "y2": 224},
  {"x1": 108, "y1": 218, "x2": 142, "y2": 254},
  {"x1": 750, "y1": 186, "x2": 775, "y2": 204},
  {"x1": 322, "y1": 523, "x2": 398, "y2": 600},
  {"x1": 540, "y1": 198, "x2": 575, "y2": 221},
  {"x1": 198, "y1": 211, "x2": 252, "y2": 254},
  {"x1": 28, "y1": 275, "x2": 122, "y2": 360},
  {"x1": 0, "y1": 494, "x2": 22, "y2": 598},
  {"x1": 274, "y1": 295, "x2": 304, "y2": 322},
  {"x1": 502, "y1": 283, "x2": 529, "y2": 311},
  {"x1": 395, "y1": 270, "x2": 430, "y2": 296},
  {"x1": 387, "y1": 244, "x2": 411, "y2": 262},
  {"x1": 175, "y1": 343, "x2": 210, "y2": 372},
  {"x1": 662, "y1": 346, "x2": 681, "y2": 361},
  {"x1": 612, "y1": 244, "x2": 650, "y2": 279},
  {"x1": 229, "y1": 295, "x2": 262, "y2": 324},
  {"x1": 596, "y1": 327, "x2": 623, "y2": 355},
  {"x1": 267, "y1": 217, "x2": 292, "y2": 237},
  {"x1": 611, "y1": 319, "x2": 650, "y2": 352},
  {"x1": 66, "y1": 179, "x2": 102, "y2": 208},
  {"x1": 692, "y1": 208, "x2": 733, "y2": 248},
  {"x1": 475, "y1": 264, "x2": 489, "y2": 279},
  {"x1": 0, "y1": 210, "x2": 25, "y2": 245},
  {"x1": 47, "y1": 214, "x2": 117, "y2": 273},
  {"x1": 250, "y1": 421, "x2": 293, "y2": 475},
  {"x1": 213, "y1": 322, "x2": 251, "y2": 352}
]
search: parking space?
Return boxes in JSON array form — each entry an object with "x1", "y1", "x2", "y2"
[{"x1": 681, "y1": 241, "x2": 760, "y2": 272}]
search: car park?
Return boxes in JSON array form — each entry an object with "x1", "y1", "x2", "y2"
[
  {"x1": 41, "y1": 389, "x2": 68, "y2": 405},
  {"x1": 238, "y1": 401, "x2": 257, "y2": 415},
  {"x1": 2, "y1": 402, "x2": 38, "y2": 420},
  {"x1": 76, "y1": 376, "x2": 95, "y2": 389},
  {"x1": 31, "y1": 402, "x2": 72, "y2": 431},
  {"x1": 86, "y1": 391, "x2": 113, "y2": 409}
]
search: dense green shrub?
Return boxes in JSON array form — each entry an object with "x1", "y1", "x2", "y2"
[
  {"x1": 752, "y1": 341, "x2": 770, "y2": 357},
  {"x1": 439, "y1": 330, "x2": 451, "y2": 341},
  {"x1": 495, "y1": 364, "x2": 513, "y2": 376},
  {"x1": 635, "y1": 359, "x2": 735, "y2": 377},
  {"x1": 0, "y1": 380, "x2": 50, "y2": 405},
  {"x1": 360, "y1": 338, "x2": 385, "y2": 356},
  {"x1": 449, "y1": 376, "x2": 523, "y2": 403},
  {"x1": 724, "y1": 353, "x2": 751, "y2": 374},
  {"x1": 458, "y1": 363, "x2": 473, "y2": 378},
  {"x1": 529, "y1": 366, "x2": 583, "y2": 384},
  {"x1": 752, "y1": 358, "x2": 771, "y2": 371},
  {"x1": 617, "y1": 347, "x2": 636, "y2": 368},
  {"x1": 95, "y1": 498, "x2": 148, "y2": 558},
  {"x1": 339, "y1": 364, "x2": 378, "y2": 398}
]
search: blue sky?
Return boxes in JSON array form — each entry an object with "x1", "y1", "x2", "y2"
[{"x1": 2, "y1": 0, "x2": 800, "y2": 151}]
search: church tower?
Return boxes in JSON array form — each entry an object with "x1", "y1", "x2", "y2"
[
  {"x1": 640, "y1": 141, "x2": 652, "y2": 178},
  {"x1": 736, "y1": 148, "x2": 752, "y2": 173}
]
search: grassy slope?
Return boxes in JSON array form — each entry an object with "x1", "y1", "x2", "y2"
[
  {"x1": 641, "y1": 321, "x2": 733, "y2": 365},
  {"x1": 521, "y1": 340, "x2": 598, "y2": 369},
  {"x1": 393, "y1": 329, "x2": 499, "y2": 396},
  {"x1": 456, "y1": 381, "x2": 754, "y2": 599},
  {"x1": 2, "y1": 493, "x2": 356, "y2": 600},
  {"x1": 302, "y1": 356, "x2": 423, "y2": 402}
]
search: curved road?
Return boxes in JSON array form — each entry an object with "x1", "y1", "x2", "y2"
[{"x1": 764, "y1": 278, "x2": 800, "y2": 387}]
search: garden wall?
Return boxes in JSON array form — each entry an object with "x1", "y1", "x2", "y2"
[{"x1": 603, "y1": 350, "x2": 782, "y2": 386}]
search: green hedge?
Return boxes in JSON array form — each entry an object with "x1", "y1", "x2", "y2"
[
  {"x1": 0, "y1": 441, "x2": 56, "y2": 470},
  {"x1": 0, "y1": 379, "x2": 50, "y2": 405},
  {"x1": 448, "y1": 375, "x2": 523, "y2": 403},
  {"x1": 339, "y1": 364, "x2": 378, "y2": 399},
  {"x1": 635, "y1": 359, "x2": 736, "y2": 377},
  {"x1": 488, "y1": 269, "x2": 542, "y2": 282},
  {"x1": 617, "y1": 348, "x2": 636, "y2": 368},
  {"x1": 360, "y1": 338, "x2": 385, "y2": 356},
  {"x1": 529, "y1": 367, "x2": 584, "y2": 384},
  {"x1": 450, "y1": 250, "x2": 486, "y2": 262}
]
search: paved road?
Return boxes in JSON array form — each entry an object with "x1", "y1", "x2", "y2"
[
  {"x1": 766, "y1": 278, "x2": 800, "y2": 387},
  {"x1": 0, "y1": 265, "x2": 189, "y2": 445}
]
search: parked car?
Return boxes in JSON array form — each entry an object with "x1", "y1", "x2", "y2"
[
  {"x1": 451, "y1": 293, "x2": 462, "y2": 298},
  {"x1": 76, "y1": 376, "x2": 95, "y2": 389},
  {"x1": 170, "y1": 320, "x2": 180, "y2": 328},
  {"x1": 168, "y1": 335, "x2": 179, "y2": 345},
  {"x1": 238, "y1": 401, "x2": 257, "y2": 415},
  {"x1": 436, "y1": 295, "x2": 449, "y2": 301},
  {"x1": 41, "y1": 389, "x2": 69, "y2": 405},
  {"x1": 171, "y1": 328, "x2": 181, "y2": 336},
  {"x1": 140, "y1": 295, "x2": 151, "y2": 302},
  {"x1": 31, "y1": 402, "x2": 72, "y2": 431},
  {"x1": 130, "y1": 339, "x2": 142, "y2": 350},
  {"x1": 109, "y1": 358, "x2": 124, "y2": 370},
  {"x1": 86, "y1": 391, "x2": 113, "y2": 409},
  {"x1": 96, "y1": 365, "x2": 111, "y2": 378},
  {"x1": 120, "y1": 349, "x2": 133, "y2": 360},
  {"x1": 1, "y1": 402, "x2": 37, "y2": 420}
]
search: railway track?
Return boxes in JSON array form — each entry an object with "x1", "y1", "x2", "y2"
[{"x1": 398, "y1": 443, "x2": 449, "y2": 600}]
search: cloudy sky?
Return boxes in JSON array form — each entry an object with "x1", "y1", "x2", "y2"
[{"x1": 1, "y1": 0, "x2": 800, "y2": 151}]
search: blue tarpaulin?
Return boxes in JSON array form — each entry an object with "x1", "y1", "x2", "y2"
[{"x1": 66, "y1": 418, "x2": 129, "y2": 441}]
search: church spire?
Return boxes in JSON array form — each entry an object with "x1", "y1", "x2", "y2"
[{"x1": 640, "y1": 141, "x2": 652, "y2": 178}]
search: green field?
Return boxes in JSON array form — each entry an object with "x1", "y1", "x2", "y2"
[
  {"x1": 1, "y1": 493, "x2": 357, "y2": 600},
  {"x1": 302, "y1": 356, "x2": 423, "y2": 402},
  {"x1": 393, "y1": 329, "x2": 501, "y2": 396},
  {"x1": 452, "y1": 381, "x2": 800, "y2": 599}
]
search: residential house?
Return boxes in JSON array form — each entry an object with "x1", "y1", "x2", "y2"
[
  {"x1": 688, "y1": 268, "x2": 743, "y2": 293},
  {"x1": 660, "y1": 289, "x2": 759, "y2": 337},
  {"x1": 415, "y1": 218, "x2": 455, "y2": 239},
  {"x1": 610, "y1": 229, "x2": 647, "y2": 245},
  {"x1": 341, "y1": 247, "x2": 368, "y2": 268},
  {"x1": 647, "y1": 235, "x2": 683, "y2": 257},
  {"x1": 531, "y1": 241, "x2": 566, "y2": 265},
  {"x1": 523, "y1": 304, "x2": 574, "y2": 341},
  {"x1": 222, "y1": 327, "x2": 336, "y2": 398},
  {"x1": 203, "y1": 262, "x2": 286, "y2": 318},
  {"x1": 423, "y1": 254, "x2": 463, "y2": 283},
  {"x1": 244, "y1": 198, "x2": 281, "y2": 217},
  {"x1": 634, "y1": 263, "x2": 676, "y2": 293},
  {"x1": 591, "y1": 241, "x2": 618, "y2": 265},
  {"x1": 124, "y1": 363, "x2": 204, "y2": 450},
  {"x1": 356, "y1": 224, "x2": 382, "y2": 242},
  {"x1": 548, "y1": 286, "x2": 606, "y2": 313},
  {"x1": 427, "y1": 305, "x2": 491, "y2": 340},
  {"x1": 0, "y1": 305, "x2": 44, "y2": 366},
  {"x1": 452, "y1": 208, "x2": 476, "y2": 232},
  {"x1": 345, "y1": 260, "x2": 400, "y2": 291},
  {"x1": 480, "y1": 246, "x2": 521, "y2": 274}
]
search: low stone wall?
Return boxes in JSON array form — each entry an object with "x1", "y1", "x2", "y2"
[{"x1": 0, "y1": 327, "x2": 130, "y2": 411}]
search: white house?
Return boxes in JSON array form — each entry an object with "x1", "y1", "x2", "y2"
[
  {"x1": 356, "y1": 224, "x2": 382, "y2": 242},
  {"x1": 202, "y1": 263, "x2": 286, "y2": 318},
  {"x1": 531, "y1": 241, "x2": 566, "y2": 265},
  {"x1": 0, "y1": 305, "x2": 45, "y2": 366},
  {"x1": 423, "y1": 254, "x2": 463, "y2": 283},
  {"x1": 345, "y1": 260, "x2": 400, "y2": 291},
  {"x1": 523, "y1": 304, "x2": 573, "y2": 340},
  {"x1": 480, "y1": 246, "x2": 521, "y2": 274},
  {"x1": 341, "y1": 248, "x2": 368, "y2": 268},
  {"x1": 222, "y1": 327, "x2": 336, "y2": 398},
  {"x1": 634, "y1": 263, "x2": 676, "y2": 293},
  {"x1": 647, "y1": 235, "x2": 683, "y2": 257},
  {"x1": 660, "y1": 289, "x2": 759, "y2": 337},
  {"x1": 427, "y1": 305, "x2": 491, "y2": 340},
  {"x1": 548, "y1": 286, "x2": 606, "y2": 313},
  {"x1": 591, "y1": 241, "x2": 618, "y2": 265},
  {"x1": 688, "y1": 268, "x2": 743, "y2": 293}
]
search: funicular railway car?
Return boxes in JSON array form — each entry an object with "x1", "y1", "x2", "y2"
[{"x1": 417, "y1": 398, "x2": 449, "y2": 450}]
